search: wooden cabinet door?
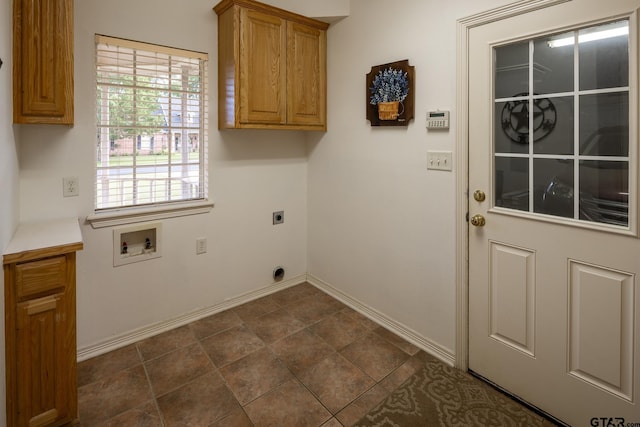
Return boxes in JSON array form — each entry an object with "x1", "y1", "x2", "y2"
[
  {"x1": 287, "y1": 22, "x2": 326, "y2": 128},
  {"x1": 16, "y1": 293, "x2": 74, "y2": 427},
  {"x1": 239, "y1": 8, "x2": 286, "y2": 124},
  {"x1": 13, "y1": 0, "x2": 74, "y2": 124}
]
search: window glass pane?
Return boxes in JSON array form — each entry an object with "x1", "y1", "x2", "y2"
[
  {"x1": 492, "y1": 20, "x2": 632, "y2": 228},
  {"x1": 579, "y1": 160, "x2": 628, "y2": 226},
  {"x1": 534, "y1": 32, "x2": 574, "y2": 94},
  {"x1": 533, "y1": 96, "x2": 573, "y2": 155},
  {"x1": 495, "y1": 157, "x2": 529, "y2": 211},
  {"x1": 579, "y1": 93, "x2": 628, "y2": 156},
  {"x1": 579, "y1": 20, "x2": 629, "y2": 91},
  {"x1": 495, "y1": 41, "x2": 529, "y2": 99},
  {"x1": 535, "y1": 158, "x2": 573, "y2": 217},
  {"x1": 170, "y1": 165, "x2": 201, "y2": 200},
  {"x1": 496, "y1": 100, "x2": 530, "y2": 152},
  {"x1": 96, "y1": 36, "x2": 207, "y2": 211}
]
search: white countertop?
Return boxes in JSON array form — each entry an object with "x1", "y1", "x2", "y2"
[{"x1": 3, "y1": 218, "x2": 83, "y2": 261}]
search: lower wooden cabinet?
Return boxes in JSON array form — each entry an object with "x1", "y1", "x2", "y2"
[{"x1": 3, "y1": 220, "x2": 83, "y2": 427}]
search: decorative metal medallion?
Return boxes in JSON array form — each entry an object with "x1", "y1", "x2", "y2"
[{"x1": 501, "y1": 93, "x2": 556, "y2": 143}]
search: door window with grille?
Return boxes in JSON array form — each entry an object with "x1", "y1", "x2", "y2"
[{"x1": 493, "y1": 20, "x2": 632, "y2": 228}]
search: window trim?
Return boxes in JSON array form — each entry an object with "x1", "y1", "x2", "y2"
[
  {"x1": 94, "y1": 34, "x2": 209, "y2": 212},
  {"x1": 86, "y1": 199, "x2": 214, "y2": 229}
]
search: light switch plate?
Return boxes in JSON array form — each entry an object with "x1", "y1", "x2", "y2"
[
  {"x1": 196, "y1": 238, "x2": 207, "y2": 255},
  {"x1": 427, "y1": 151, "x2": 453, "y2": 171}
]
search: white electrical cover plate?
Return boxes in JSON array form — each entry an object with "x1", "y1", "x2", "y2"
[{"x1": 427, "y1": 150, "x2": 453, "y2": 171}]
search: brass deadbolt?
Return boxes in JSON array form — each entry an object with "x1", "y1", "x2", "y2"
[{"x1": 473, "y1": 190, "x2": 486, "y2": 202}]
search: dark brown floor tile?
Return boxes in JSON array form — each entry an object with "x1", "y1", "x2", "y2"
[
  {"x1": 321, "y1": 418, "x2": 344, "y2": 427},
  {"x1": 340, "y1": 308, "x2": 379, "y2": 330},
  {"x1": 335, "y1": 384, "x2": 389, "y2": 426},
  {"x1": 201, "y1": 324, "x2": 265, "y2": 367},
  {"x1": 245, "y1": 308, "x2": 306, "y2": 343},
  {"x1": 286, "y1": 294, "x2": 346, "y2": 325},
  {"x1": 379, "y1": 355, "x2": 426, "y2": 392},
  {"x1": 313, "y1": 292, "x2": 346, "y2": 307},
  {"x1": 270, "y1": 328, "x2": 335, "y2": 375},
  {"x1": 289, "y1": 282, "x2": 326, "y2": 299},
  {"x1": 136, "y1": 326, "x2": 197, "y2": 361},
  {"x1": 373, "y1": 326, "x2": 420, "y2": 355},
  {"x1": 233, "y1": 294, "x2": 282, "y2": 320},
  {"x1": 157, "y1": 372, "x2": 239, "y2": 427},
  {"x1": 219, "y1": 347, "x2": 293, "y2": 405},
  {"x1": 96, "y1": 401, "x2": 162, "y2": 427},
  {"x1": 189, "y1": 310, "x2": 243, "y2": 340},
  {"x1": 145, "y1": 342, "x2": 214, "y2": 397},
  {"x1": 309, "y1": 311, "x2": 371, "y2": 350},
  {"x1": 78, "y1": 345, "x2": 141, "y2": 387},
  {"x1": 272, "y1": 284, "x2": 320, "y2": 306},
  {"x1": 210, "y1": 407, "x2": 254, "y2": 427},
  {"x1": 77, "y1": 292, "x2": 554, "y2": 427},
  {"x1": 245, "y1": 379, "x2": 332, "y2": 426},
  {"x1": 340, "y1": 332, "x2": 409, "y2": 382},
  {"x1": 79, "y1": 365, "x2": 153, "y2": 425},
  {"x1": 298, "y1": 353, "x2": 375, "y2": 414}
]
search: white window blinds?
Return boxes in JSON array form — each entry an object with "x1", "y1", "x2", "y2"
[{"x1": 95, "y1": 35, "x2": 208, "y2": 211}]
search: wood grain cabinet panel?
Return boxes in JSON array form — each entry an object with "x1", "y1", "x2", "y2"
[
  {"x1": 17, "y1": 293, "x2": 71, "y2": 427},
  {"x1": 240, "y1": 8, "x2": 287, "y2": 125},
  {"x1": 287, "y1": 21, "x2": 326, "y2": 127},
  {"x1": 4, "y1": 221, "x2": 82, "y2": 427},
  {"x1": 215, "y1": 0, "x2": 328, "y2": 131},
  {"x1": 13, "y1": 0, "x2": 74, "y2": 124},
  {"x1": 16, "y1": 256, "x2": 66, "y2": 300}
]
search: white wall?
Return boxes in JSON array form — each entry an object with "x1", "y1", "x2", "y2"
[
  {"x1": 260, "y1": 0, "x2": 349, "y2": 22},
  {"x1": 308, "y1": 0, "x2": 512, "y2": 357},
  {"x1": 0, "y1": 0, "x2": 20, "y2": 422},
  {"x1": 10, "y1": 0, "x2": 520, "y2": 396},
  {"x1": 18, "y1": 0, "x2": 309, "y2": 351}
]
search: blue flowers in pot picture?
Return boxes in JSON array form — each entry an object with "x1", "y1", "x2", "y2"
[
  {"x1": 370, "y1": 67, "x2": 408, "y2": 119},
  {"x1": 366, "y1": 59, "x2": 414, "y2": 126}
]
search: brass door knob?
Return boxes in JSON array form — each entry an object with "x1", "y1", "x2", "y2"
[
  {"x1": 470, "y1": 214, "x2": 486, "y2": 227},
  {"x1": 473, "y1": 190, "x2": 486, "y2": 202}
]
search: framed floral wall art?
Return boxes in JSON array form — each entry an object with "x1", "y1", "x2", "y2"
[{"x1": 366, "y1": 59, "x2": 415, "y2": 127}]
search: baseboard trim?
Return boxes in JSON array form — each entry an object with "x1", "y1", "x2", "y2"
[
  {"x1": 77, "y1": 274, "x2": 308, "y2": 361},
  {"x1": 306, "y1": 274, "x2": 456, "y2": 366}
]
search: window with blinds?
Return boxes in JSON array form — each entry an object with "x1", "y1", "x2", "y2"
[{"x1": 95, "y1": 35, "x2": 208, "y2": 211}]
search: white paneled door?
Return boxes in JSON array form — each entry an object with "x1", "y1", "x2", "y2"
[{"x1": 468, "y1": 1, "x2": 640, "y2": 425}]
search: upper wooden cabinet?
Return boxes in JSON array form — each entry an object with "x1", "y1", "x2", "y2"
[
  {"x1": 214, "y1": 0, "x2": 328, "y2": 131},
  {"x1": 13, "y1": 0, "x2": 74, "y2": 125}
]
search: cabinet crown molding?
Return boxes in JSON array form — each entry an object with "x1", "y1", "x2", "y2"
[{"x1": 214, "y1": 0, "x2": 329, "y2": 30}]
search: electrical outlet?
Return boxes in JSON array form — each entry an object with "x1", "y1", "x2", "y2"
[
  {"x1": 426, "y1": 151, "x2": 453, "y2": 171},
  {"x1": 196, "y1": 238, "x2": 207, "y2": 255},
  {"x1": 63, "y1": 176, "x2": 79, "y2": 197},
  {"x1": 273, "y1": 211, "x2": 284, "y2": 225}
]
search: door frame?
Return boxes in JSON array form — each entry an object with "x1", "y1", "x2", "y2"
[{"x1": 454, "y1": 0, "x2": 571, "y2": 370}]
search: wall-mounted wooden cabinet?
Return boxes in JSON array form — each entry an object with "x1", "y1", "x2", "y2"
[
  {"x1": 214, "y1": 0, "x2": 328, "y2": 131},
  {"x1": 3, "y1": 219, "x2": 83, "y2": 427},
  {"x1": 13, "y1": 0, "x2": 74, "y2": 125}
]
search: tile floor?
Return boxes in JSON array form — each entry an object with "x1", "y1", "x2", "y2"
[{"x1": 76, "y1": 282, "x2": 441, "y2": 426}]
